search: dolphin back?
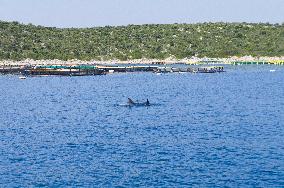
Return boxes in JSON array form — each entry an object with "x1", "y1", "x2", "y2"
[{"x1": 127, "y1": 98, "x2": 150, "y2": 107}]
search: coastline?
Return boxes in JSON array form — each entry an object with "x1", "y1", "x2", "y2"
[{"x1": 1, "y1": 56, "x2": 284, "y2": 66}]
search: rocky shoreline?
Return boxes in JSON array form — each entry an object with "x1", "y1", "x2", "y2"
[{"x1": 1, "y1": 56, "x2": 284, "y2": 66}]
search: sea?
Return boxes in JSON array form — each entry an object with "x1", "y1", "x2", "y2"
[{"x1": 0, "y1": 65, "x2": 283, "y2": 187}]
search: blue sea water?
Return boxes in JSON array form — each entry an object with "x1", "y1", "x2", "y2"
[{"x1": 0, "y1": 65, "x2": 283, "y2": 187}]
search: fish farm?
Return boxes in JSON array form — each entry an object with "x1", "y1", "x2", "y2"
[{"x1": 0, "y1": 64, "x2": 225, "y2": 76}]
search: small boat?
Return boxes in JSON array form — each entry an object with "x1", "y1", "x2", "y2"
[
  {"x1": 19, "y1": 76, "x2": 26, "y2": 79},
  {"x1": 270, "y1": 69, "x2": 276, "y2": 72}
]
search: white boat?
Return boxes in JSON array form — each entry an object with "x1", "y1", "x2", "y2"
[{"x1": 19, "y1": 76, "x2": 26, "y2": 79}]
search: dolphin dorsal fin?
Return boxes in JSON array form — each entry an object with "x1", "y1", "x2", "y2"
[
  {"x1": 128, "y1": 98, "x2": 135, "y2": 104},
  {"x1": 146, "y1": 99, "x2": 150, "y2": 106}
]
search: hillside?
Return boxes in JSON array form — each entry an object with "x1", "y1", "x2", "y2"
[{"x1": 0, "y1": 21, "x2": 283, "y2": 60}]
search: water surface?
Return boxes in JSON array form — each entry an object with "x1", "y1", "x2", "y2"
[{"x1": 0, "y1": 65, "x2": 283, "y2": 187}]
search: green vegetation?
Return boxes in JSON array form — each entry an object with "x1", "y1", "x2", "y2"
[{"x1": 0, "y1": 21, "x2": 283, "y2": 60}]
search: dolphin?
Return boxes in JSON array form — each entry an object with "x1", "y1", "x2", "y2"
[
  {"x1": 127, "y1": 98, "x2": 135, "y2": 105},
  {"x1": 127, "y1": 98, "x2": 150, "y2": 106}
]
